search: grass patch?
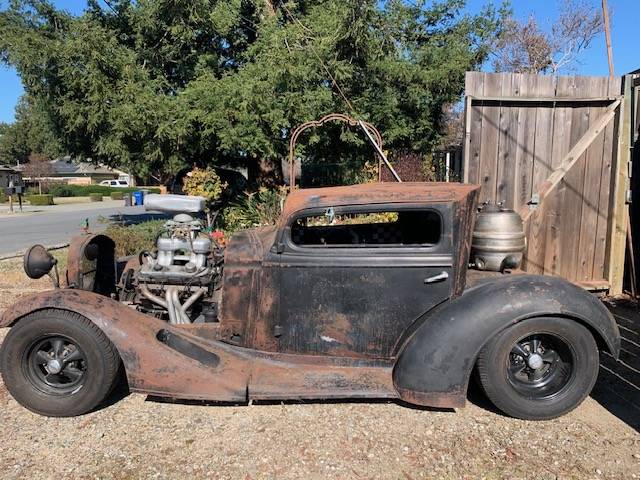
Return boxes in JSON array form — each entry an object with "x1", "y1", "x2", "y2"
[
  {"x1": 102, "y1": 220, "x2": 166, "y2": 257},
  {"x1": 26, "y1": 194, "x2": 54, "y2": 205}
]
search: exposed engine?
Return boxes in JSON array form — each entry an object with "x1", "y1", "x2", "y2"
[{"x1": 119, "y1": 194, "x2": 223, "y2": 325}]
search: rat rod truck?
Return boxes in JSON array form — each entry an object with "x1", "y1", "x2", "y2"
[{"x1": 0, "y1": 183, "x2": 620, "y2": 420}]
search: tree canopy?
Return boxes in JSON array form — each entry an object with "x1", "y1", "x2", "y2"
[{"x1": 0, "y1": 0, "x2": 505, "y2": 185}]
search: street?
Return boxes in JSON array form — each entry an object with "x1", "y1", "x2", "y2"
[{"x1": 0, "y1": 201, "x2": 166, "y2": 256}]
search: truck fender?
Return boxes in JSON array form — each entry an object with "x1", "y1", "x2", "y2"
[
  {"x1": 0, "y1": 289, "x2": 249, "y2": 401},
  {"x1": 392, "y1": 275, "x2": 620, "y2": 408}
]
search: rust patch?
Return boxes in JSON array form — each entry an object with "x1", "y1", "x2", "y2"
[
  {"x1": 66, "y1": 234, "x2": 116, "y2": 295},
  {"x1": 280, "y1": 182, "x2": 480, "y2": 228},
  {"x1": 0, "y1": 289, "x2": 407, "y2": 405}
]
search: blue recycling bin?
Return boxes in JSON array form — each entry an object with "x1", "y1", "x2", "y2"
[{"x1": 133, "y1": 190, "x2": 144, "y2": 206}]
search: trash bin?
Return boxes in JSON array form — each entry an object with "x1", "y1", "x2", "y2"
[
  {"x1": 133, "y1": 191, "x2": 144, "y2": 206},
  {"x1": 124, "y1": 193, "x2": 132, "y2": 207}
]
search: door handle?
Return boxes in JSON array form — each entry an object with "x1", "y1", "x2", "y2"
[{"x1": 424, "y1": 271, "x2": 449, "y2": 284}]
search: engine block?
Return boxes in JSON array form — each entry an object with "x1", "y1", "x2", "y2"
[{"x1": 138, "y1": 213, "x2": 213, "y2": 285}]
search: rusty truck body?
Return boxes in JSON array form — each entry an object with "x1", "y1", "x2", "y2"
[{"x1": 0, "y1": 183, "x2": 620, "y2": 420}]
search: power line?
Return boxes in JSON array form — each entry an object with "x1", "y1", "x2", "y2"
[{"x1": 280, "y1": 2, "x2": 357, "y2": 113}]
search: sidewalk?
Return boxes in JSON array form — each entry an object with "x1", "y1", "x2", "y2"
[{"x1": 0, "y1": 199, "x2": 126, "y2": 217}]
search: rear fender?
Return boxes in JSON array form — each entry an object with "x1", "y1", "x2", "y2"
[{"x1": 393, "y1": 275, "x2": 620, "y2": 407}]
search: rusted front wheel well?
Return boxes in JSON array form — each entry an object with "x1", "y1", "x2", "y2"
[
  {"x1": 5, "y1": 307, "x2": 77, "y2": 328},
  {"x1": 4, "y1": 307, "x2": 129, "y2": 383}
]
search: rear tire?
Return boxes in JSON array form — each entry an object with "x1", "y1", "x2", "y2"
[
  {"x1": 0, "y1": 309, "x2": 121, "y2": 417},
  {"x1": 477, "y1": 317, "x2": 599, "y2": 420}
]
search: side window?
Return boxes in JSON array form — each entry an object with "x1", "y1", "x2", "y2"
[{"x1": 290, "y1": 209, "x2": 441, "y2": 247}]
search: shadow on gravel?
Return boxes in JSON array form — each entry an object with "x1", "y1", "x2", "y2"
[
  {"x1": 466, "y1": 376, "x2": 504, "y2": 416},
  {"x1": 591, "y1": 300, "x2": 640, "y2": 432},
  {"x1": 145, "y1": 395, "x2": 455, "y2": 414},
  {"x1": 98, "y1": 370, "x2": 131, "y2": 412}
]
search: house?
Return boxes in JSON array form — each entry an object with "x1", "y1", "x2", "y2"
[
  {"x1": 0, "y1": 165, "x2": 23, "y2": 190},
  {"x1": 21, "y1": 157, "x2": 129, "y2": 185}
]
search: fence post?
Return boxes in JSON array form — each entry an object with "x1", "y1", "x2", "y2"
[{"x1": 607, "y1": 74, "x2": 632, "y2": 295}]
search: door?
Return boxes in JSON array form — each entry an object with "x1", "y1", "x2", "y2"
[{"x1": 273, "y1": 203, "x2": 454, "y2": 358}]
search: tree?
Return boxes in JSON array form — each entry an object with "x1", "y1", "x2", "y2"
[
  {"x1": 0, "y1": 0, "x2": 505, "y2": 186},
  {"x1": 21, "y1": 153, "x2": 55, "y2": 193},
  {"x1": 0, "y1": 96, "x2": 62, "y2": 165},
  {"x1": 493, "y1": 0, "x2": 604, "y2": 74}
]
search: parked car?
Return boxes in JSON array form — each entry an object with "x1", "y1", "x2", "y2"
[
  {"x1": 0, "y1": 183, "x2": 620, "y2": 419},
  {"x1": 99, "y1": 179, "x2": 129, "y2": 188}
]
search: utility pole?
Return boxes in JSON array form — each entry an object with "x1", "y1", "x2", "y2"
[{"x1": 601, "y1": 0, "x2": 614, "y2": 77}]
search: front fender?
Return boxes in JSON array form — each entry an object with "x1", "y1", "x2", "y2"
[
  {"x1": 0, "y1": 289, "x2": 399, "y2": 404},
  {"x1": 0, "y1": 289, "x2": 248, "y2": 401},
  {"x1": 393, "y1": 275, "x2": 620, "y2": 407}
]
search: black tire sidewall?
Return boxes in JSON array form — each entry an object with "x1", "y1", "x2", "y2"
[
  {"x1": 478, "y1": 317, "x2": 599, "y2": 420},
  {"x1": 0, "y1": 311, "x2": 118, "y2": 417}
]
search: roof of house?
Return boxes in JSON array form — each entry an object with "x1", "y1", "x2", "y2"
[
  {"x1": 0, "y1": 165, "x2": 20, "y2": 174},
  {"x1": 280, "y1": 182, "x2": 480, "y2": 220},
  {"x1": 49, "y1": 157, "x2": 123, "y2": 176}
]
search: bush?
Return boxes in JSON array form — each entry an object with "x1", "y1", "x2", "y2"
[
  {"x1": 0, "y1": 191, "x2": 6, "y2": 203},
  {"x1": 221, "y1": 187, "x2": 288, "y2": 234},
  {"x1": 110, "y1": 191, "x2": 124, "y2": 200},
  {"x1": 49, "y1": 185, "x2": 75, "y2": 197},
  {"x1": 103, "y1": 220, "x2": 166, "y2": 257},
  {"x1": 90, "y1": 193, "x2": 103, "y2": 202},
  {"x1": 48, "y1": 184, "x2": 161, "y2": 197},
  {"x1": 26, "y1": 194, "x2": 54, "y2": 205},
  {"x1": 183, "y1": 167, "x2": 225, "y2": 207}
]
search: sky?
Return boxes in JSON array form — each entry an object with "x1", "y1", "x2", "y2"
[{"x1": 0, "y1": 0, "x2": 638, "y2": 124}]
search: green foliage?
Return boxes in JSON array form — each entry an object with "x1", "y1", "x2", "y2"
[
  {"x1": 221, "y1": 187, "x2": 288, "y2": 233},
  {"x1": 89, "y1": 193, "x2": 103, "y2": 202},
  {"x1": 48, "y1": 184, "x2": 160, "y2": 197},
  {"x1": 47, "y1": 185, "x2": 75, "y2": 197},
  {"x1": 110, "y1": 191, "x2": 124, "y2": 200},
  {"x1": 26, "y1": 194, "x2": 54, "y2": 205},
  {"x1": 0, "y1": 0, "x2": 505, "y2": 184},
  {"x1": 182, "y1": 167, "x2": 225, "y2": 206},
  {"x1": 0, "y1": 96, "x2": 62, "y2": 164},
  {"x1": 102, "y1": 220, "x2": 166, "y2": 257},
  {"x1": 0, "y1": 191, "x2": 6, "y2": 203}
]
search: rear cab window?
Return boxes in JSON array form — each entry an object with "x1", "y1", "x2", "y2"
[{"x1": 290, "y1": 208, "x2": 441, "y2": 248}]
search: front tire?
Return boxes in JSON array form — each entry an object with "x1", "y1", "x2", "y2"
[
  {"x1": 477, "y1": 317, "x2": 599, "y2": 420},
  {"x1": 0, "y1": 309, "x2": 121, "y2": 417}
]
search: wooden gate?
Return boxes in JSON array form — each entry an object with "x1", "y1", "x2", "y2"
[{"x1": 463, "y1": 72, "x2": 629, "y2": 293}]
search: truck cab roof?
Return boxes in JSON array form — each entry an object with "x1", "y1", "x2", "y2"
[{"x1": 280, "y1": 182, "x2": 480, "y2": 223}]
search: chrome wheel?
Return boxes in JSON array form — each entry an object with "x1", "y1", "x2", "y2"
[
  {"x1": 507, "y1": 333, "x2": 575, "y2": 400},
  {"x1": 24, "y1": 335, "x2": 88, "y2": 395}
]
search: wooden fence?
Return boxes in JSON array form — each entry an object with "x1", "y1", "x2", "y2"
[
  {"x1": 628, "y1": 71, "x2": 640, "y2": 292},
  {"x1": 463, "y1": 72, "x2": 629, "y2": 293}
]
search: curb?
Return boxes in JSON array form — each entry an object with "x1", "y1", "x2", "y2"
[{"x1": 0, "y1": 243, "x2": 70, "y2": 262}]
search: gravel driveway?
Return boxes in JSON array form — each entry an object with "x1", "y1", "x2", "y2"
[{"x1": 0, "y1": 257, "x2": 638, "y2": 479}]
